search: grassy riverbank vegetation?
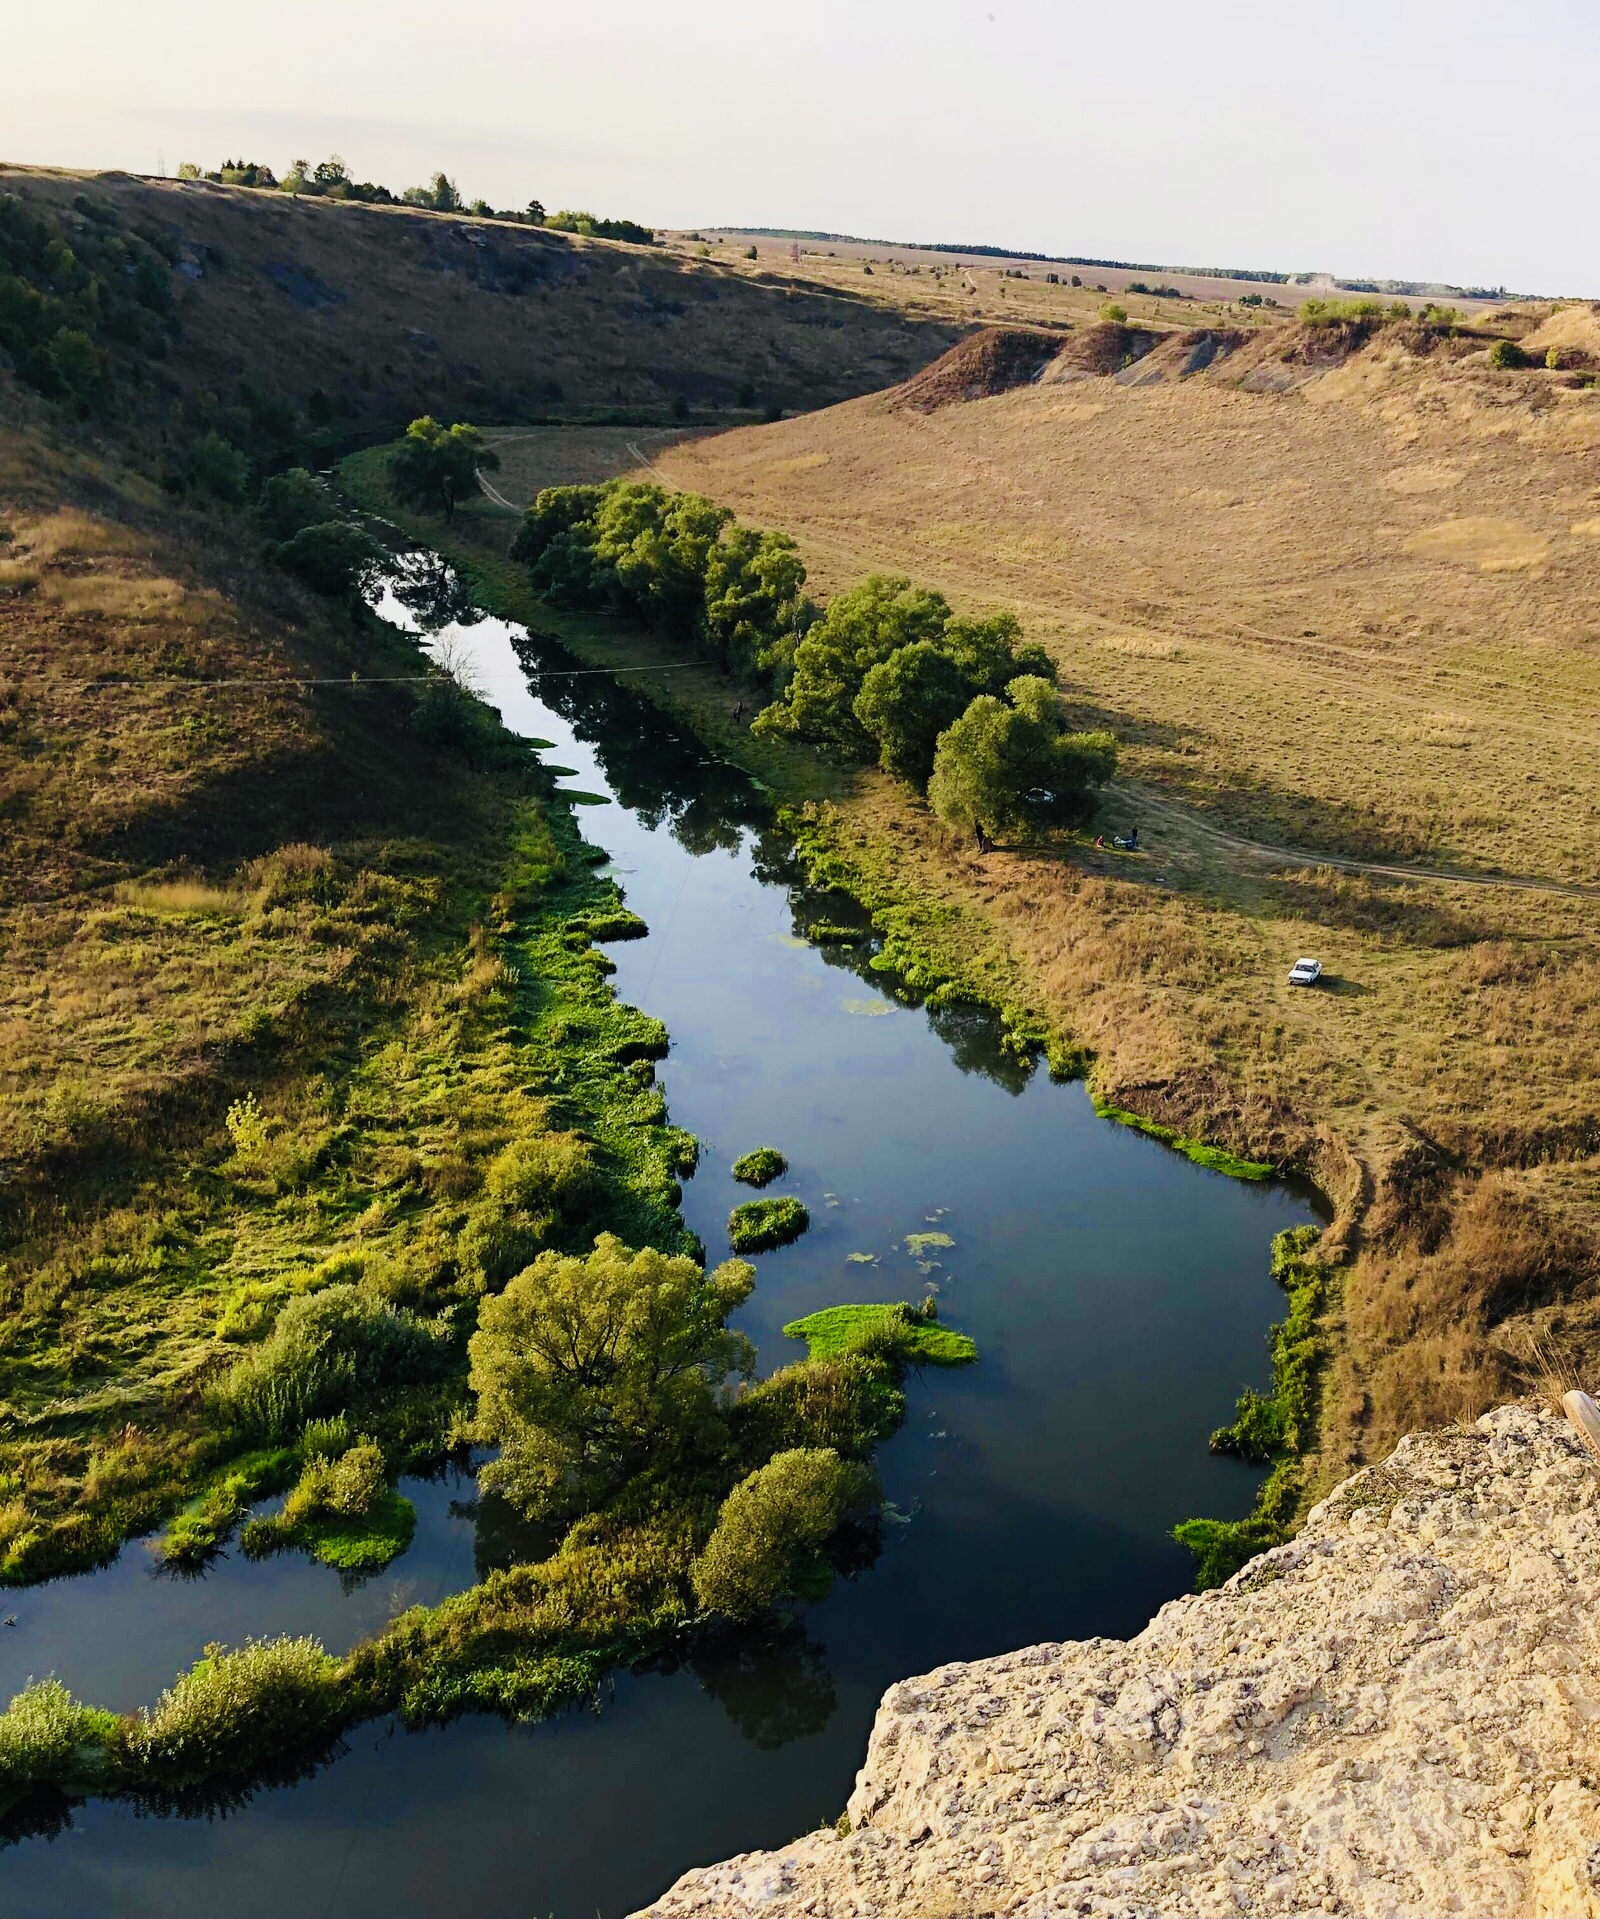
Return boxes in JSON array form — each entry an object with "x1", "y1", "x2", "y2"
[{"x1": 1174, "y1": 1227, "x2": 1339, "y2": 1587}]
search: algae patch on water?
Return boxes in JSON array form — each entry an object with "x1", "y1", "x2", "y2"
[{"x1": 783, "y1": 1302, "x2": 977, "y2": 1367}]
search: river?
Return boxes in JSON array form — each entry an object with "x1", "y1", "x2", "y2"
[{"x1": 2, "y1": 559, "x2": 1318, "y2": 1917}]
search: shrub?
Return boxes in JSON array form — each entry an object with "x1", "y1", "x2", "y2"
[
  {"x1": 728, "y1": 1197, "x2": 810, "y2": 1253},
  {"x1": 206, "y1": 1285, "x2": 449, "y2": 1442},
  {"x1": 124, "y1": 1636, "x2": 344, "y2": 1787},
  {"x1": 1488, "y1": 338, "x2": 1529, "y2": 370},
  {"x1": 691, "y1": 1448, "x2": 877, "y2": 1618},
  {"x1": 1099, "y1": 301, "x2": 1128, "y2": 324},
  {"x1": 284, "y1": 1441, "x2": 387, "y2": 1524},
  {"x1": 273, "y1": 521, "x2": 385, "y2": 600},
  {"x1": 0, "y1": 1679, "x2": 118, "y2": 1795},
  {"x1": 731, "y1": 1147, "x2": 787, "y2": 1187},
  {"x1": 189, "y1": 432, "x2": 249, "y2": 504},
  {"x1": 255, "y1": 468, "x2": 329, "y2": 540},
  {"x1": 482, "y1": 1130, "x2": 596, "y2": 1224},
  {"x1": 730, "y1": 1354, "x2": 904, "y2": 1464},
  {"x1": 299, "y1": 1414, "x2": 353, "y2": 1460}
]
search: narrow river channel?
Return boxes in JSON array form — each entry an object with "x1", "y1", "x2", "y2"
[{"x1": 4, "y1": 560, "x2": 1318, "y2": 1918}]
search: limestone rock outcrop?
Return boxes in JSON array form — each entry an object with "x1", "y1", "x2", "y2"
[{"x1": 638, "y1": 1405, "x2": 1600, "y2": 1917}]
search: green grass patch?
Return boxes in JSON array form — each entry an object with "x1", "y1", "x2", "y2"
[
  {"x1": 731, "y1": 1147, "x2": 787, "y2": 1188},
  {"x1": 728, "y1": 1197, "x2": 810, "y2": 1253},
  {"x1": 1173, "y1": 1226, "x2": 1334, "y2": 1588},
  {"x1": 292, "y1": 1491, "x2": 417, "y2": 1573},
  {"x1": 1091, "y1": 1095, "x2": 1275, "y2": 1181},
  {"x1": 783, "y1": 1303, "x2": 977, "y2": 1367}
]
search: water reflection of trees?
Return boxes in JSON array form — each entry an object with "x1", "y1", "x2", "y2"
[
  {"x1": 753, "y1": 836, "x2": 1038, "y2": 1096},
  {"x1": 688, "y1": 1618, "x2": 838, "y2": 1749},
  {"x1": 509, "y1": 632, "x2": 766, "y2": 856},
  {"x1": 385, "y1": 552, "x2": 488, "y2": 633}
]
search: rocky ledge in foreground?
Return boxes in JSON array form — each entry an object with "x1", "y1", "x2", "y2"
[{"x1": 638, "y1": 1405, "x2": 1600, "y2": 1918}]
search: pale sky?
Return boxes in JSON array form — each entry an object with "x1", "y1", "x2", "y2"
[{"x1": 7, "y1": 0, "x2": 1597, "y2": 293}]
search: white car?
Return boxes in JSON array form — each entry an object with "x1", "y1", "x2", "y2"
[{"x1": 1288, "y1": 957, "x2": 1323, "y2": 987}]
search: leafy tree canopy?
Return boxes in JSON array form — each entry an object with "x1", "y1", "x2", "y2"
[
  {"x1": 272, "y1": 521, "x2": 385, "y2": 600},
  {"x1": 387, "y1": 416, "x2": 499, "y2": 521},
  {"x1": 468, "y1": 1234, "x2": 757, "y2": 1522},
  {"x1": 928, "y1": 675, "x2": 1116, "y2": 842},
  {"x1": 255, "y1": 467, "x2": 329, "y2": 541}
]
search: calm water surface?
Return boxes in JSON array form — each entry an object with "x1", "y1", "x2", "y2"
[{"x1": 3, "y1": 565, "x2": 1318, "y2": 1917}]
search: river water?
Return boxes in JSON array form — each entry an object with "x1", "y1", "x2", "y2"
[{"x1": 3, "y1": 565, "x2": 1317, "y2": 1917}]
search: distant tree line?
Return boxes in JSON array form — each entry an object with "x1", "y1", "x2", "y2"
[
  {"x1": 173, "y1": 154, "x2": 653, "y2": 241},
  {"x1": 511, "y1": 480, "x2": 1116, "y2": 845}
]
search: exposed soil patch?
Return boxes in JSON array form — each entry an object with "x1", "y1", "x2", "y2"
[{"x1": 888, "y1": 326, "x2": 1063, "y2": 411}]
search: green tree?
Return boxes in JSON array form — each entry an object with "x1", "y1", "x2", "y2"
[
  {"x1": 754, "y1": 574, "x2": 952, "y2": 751},
  {"x1": 44, "y1": 327, "x2": 102, "y2": 404},
  {"x1": 189, "y1": 431, "x2": 249, "y2": 504},
  {"x1": 469, "y1": 1234, "x2": 757, "y2": 1521},
  {"x1": 272, "y1": 521, "x2": 385, "y2": 600},
  {"x1": 388, "y1": 416, "x2": 499, "y2": 521},
  {"x1": 928, "y1": 676, "x2": 1117, "y2": 843},
  {"x1": 587, "y1": 483, "x2": 731, "y2": 641},
  {"x1": 256, "y1": 467, "x2": 329, "y2": 540},
  {"x1": 853, "y1": 641, "x2": 975, "y2": 784},
  {"x1": 702, "y1": 525, "x2": 808, "y2": 677},
  {"x1": 403, "y1": 172, "x2": 461, "y2": 213},
  {"x1": 690, "y1": 1448, "x2": 877, "y2": 1618}
]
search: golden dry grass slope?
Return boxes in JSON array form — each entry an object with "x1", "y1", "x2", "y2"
[{"x1": 637, "y1": 311, "x2": 1600, "y2": 1479}]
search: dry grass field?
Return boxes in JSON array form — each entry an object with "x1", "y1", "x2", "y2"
[{"x1": 532, "y1": 308, "x2": 1600, "y2": 1480}]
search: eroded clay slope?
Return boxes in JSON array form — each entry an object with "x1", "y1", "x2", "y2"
[{"x1": 639, "y1": 1404, "x2": 1600, "y2": 1918}]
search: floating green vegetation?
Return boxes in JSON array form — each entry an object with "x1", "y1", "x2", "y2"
[
  {"x1": 1173, "y1": 1226, "x2": 1335, "y2": 1589},
  {"x1": 783, "y1": 1302, "x2": 977, "y2": 1368},
  {"x1": 807, "y1": 922, "x2": 864, "y2": 945},
  {"x1": 731, "y1": 1147, "x2": 788, "y2": 1188},
  {"x1": 1091, "y1": 1095, "x2": 1276, "y2": 1181},
  {"x1": 155, "y1": 1449, "x2": 299, "y2": 1569},
  {"x1": 903, "y1": 1231, "x2": 955, "y2": 1259},
  {"x1": 728, "y1": 1197, "x2": 810, "y2": 1253}
]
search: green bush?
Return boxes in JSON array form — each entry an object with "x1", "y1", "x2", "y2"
[
  {"x1": 1488, "y1": 338, "x2": 1529, "y2": 369},
  {"x1": 124, "y1": 1636, "x2": 345, "y2": 1788},
  {"x1": 273, "y1": 521, "x2": 385, "y2": 599},
  {"x1": 482, "y1": 1131, "x2": 596, "y2": 1224},
  {"x1": 206, "y1": 1284, "x2": 449, "y2": 1443},
  {"x1": 255, "y1": 467, "x2": 329, "y2": 540},
  {"x1": 300, "y1": 1413, "x2": 353, "y2": 1459},
  {"x1": 189, "y1": 432, "x2": 250, "y2": 504},
  {"x1": 731, "y1": 1147, "x2": 787, "y2": 1187},
  {"x1": 0, "y1": 1679, "x2": 119, "y2": 1795},
  {"x1": 283, "y1": 1441, "x2": 387, "y2": 1524},
  {"x1": 730, "y1": 1354, "x2": 904, "y2": 1464},
  {"x1": 691, "y1": 1448, "x2": 877, "y2": 1618},
  {"x1": 728, "y1": 1197, "x2": 810, "y2": 1253}
]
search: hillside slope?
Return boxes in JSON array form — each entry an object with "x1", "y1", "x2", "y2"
[
  {"x1": 642, "y1": 314, "x2": 1600, "y2": 1472},
  {"x1": 642, "y1": 1401, "x2": 1600, "y2": 1919},
  {"x1": 0, "y1": 167, "x2": 960, "y2": 435}
]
